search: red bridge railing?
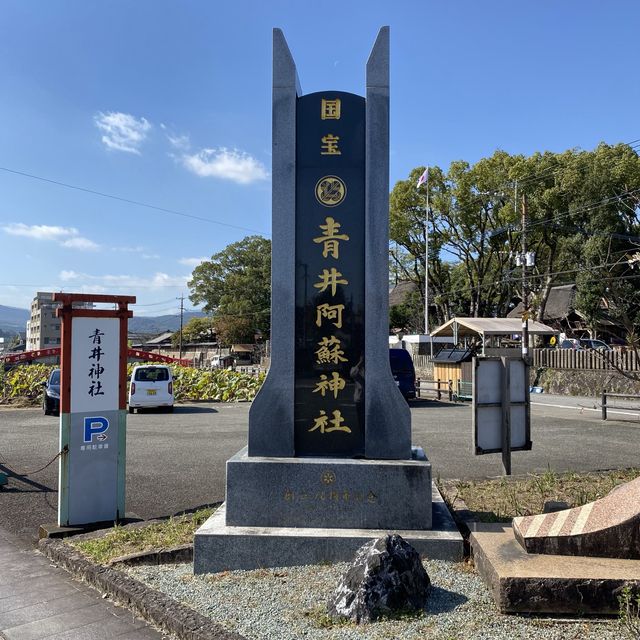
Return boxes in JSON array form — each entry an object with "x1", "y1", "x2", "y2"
[{"x1": 3, "y1": 347, "x2": 191, "y2": 367}]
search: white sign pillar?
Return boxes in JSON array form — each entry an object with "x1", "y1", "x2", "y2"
[{"x1": 55, "y1": 294, "x2": 135, "y2": 526}]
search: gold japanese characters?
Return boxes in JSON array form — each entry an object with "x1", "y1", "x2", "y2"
[{"x1": 310, "y1": 97, "x2": 354, "y2": 437}]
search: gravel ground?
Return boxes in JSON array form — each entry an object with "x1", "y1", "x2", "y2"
[{"x1": 127, "y1": 561, "x2": 626, "y2": 640}]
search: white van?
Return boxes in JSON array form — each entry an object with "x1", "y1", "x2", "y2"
[{"x1": 128, "y1": 365, "x2": 174, "y2": 413}]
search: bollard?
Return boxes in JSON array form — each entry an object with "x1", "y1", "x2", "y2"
[{"x1": 602, "y1": 389, "x2": 607, "y2": 421}]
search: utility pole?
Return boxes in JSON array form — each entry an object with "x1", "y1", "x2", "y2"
[
  {"x1": 178, "y1": 294, "x2": 184, "y2": 359},
  {"x1": 521, "y1": 193, "x2": 529, "y2": 360}
]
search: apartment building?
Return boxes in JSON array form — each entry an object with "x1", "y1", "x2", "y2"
[{"x1": 25, "y1": 292, "x2": 93, "y2": 350}]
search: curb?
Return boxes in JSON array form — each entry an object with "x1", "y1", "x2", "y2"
[{"x1": 39, "y1": 537, "x2": 247, "y2": 640}]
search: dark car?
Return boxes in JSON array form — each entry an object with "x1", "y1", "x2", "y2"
[
  {"x1": 43, "y1": 368, "x2": 61, "y2": 416},
  {"x1": 579, "y1": 338, "x2": 612, "y2": 351},
  {"x1": 389, "y1": 348, "x2": 416, "y2": 400}
]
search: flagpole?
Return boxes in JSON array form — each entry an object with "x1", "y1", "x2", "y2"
[
  {"x1": 423, "y1": 169, "x2": 430, "y2": 344},
  {"x1": 417, "y1": 167, "x2": 432, "y2": 356}
]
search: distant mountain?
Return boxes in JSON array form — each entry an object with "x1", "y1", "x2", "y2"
[
  {"x1": 128, "y1": 311, "x2": 205, "y2": 335},
  {"x1": 0, "y1": 304, "x2": 204, "y2": 338},
  {"x1": 0, "y1": 305, "x2": 30, "y2": 332}
]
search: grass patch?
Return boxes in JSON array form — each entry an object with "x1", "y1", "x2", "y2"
[
  {"x1": 73, "y1": 507, "x2": 215, "y2": 564},
  {"x1": 440, "y1": 468, "x2": 640, "y2": 522},
  {"x1": 303, "y1": 606, "x2": 355, "y2": 629}
]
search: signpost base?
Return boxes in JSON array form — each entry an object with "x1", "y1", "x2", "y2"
[{"x1": 39, "y1": 513, "x2": 143, "y2": 540}]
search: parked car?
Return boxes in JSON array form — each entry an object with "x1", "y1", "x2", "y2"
[
  {"x1": 579, "y1": 338, "x2": 612, "y2": 351},
  {"x1": 128, "y1": 365, "x2": 174, "y2": 413},
  {"x1": 389, "y1": 348, "x2": 416, "y2": 400},
  {"x1": 42, "y1": 368, "x2": 61, "y2": 416},
  {"x1": 558, "y1": 338, "x2": 581, "y2": 350}
]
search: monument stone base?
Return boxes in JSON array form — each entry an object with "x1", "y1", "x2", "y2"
[
  {"x1": 194, "y1": 482, "x2": 463, "y2": 574},
  {"x1": 225, "y1": 447, "x2": 432, "y2": 530}
]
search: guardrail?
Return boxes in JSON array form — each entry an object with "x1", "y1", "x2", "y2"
[
  {"x1": 416, "y1": 378, "x2": 453, "y2": 401},
  {"x1": 455, "y1": 380, "x2": 473, "y2": 401},
  {"x1": 600, "y1": 390, "x2": 640, "y2": 420},
  {"x1": 533, "y1": 348, "x2": 639, "y2": 371}
]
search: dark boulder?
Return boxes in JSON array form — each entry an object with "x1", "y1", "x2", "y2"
[{"x1": 327, "y1": 534, "x2": 431, "y2": 623}]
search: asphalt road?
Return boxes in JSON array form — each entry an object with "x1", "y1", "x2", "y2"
[{"x1": 1, "y1": 394, "x2": 639, "y2": 543}]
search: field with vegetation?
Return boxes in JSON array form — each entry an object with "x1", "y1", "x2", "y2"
[{"x1": 0, "y1": 363, "x2": 265, "y2": 406}]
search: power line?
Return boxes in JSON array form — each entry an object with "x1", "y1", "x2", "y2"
[
  {"x1": 132, "y1": 298, "x2": 177, "y2": 307},
  {"x1": 0, "y1": 166, "x2": 270, "y2": 236},
  {"x1": 418, "y1": 254, "x2": 640, "y2": 302},
  {"x1": 510, "y1": 137, "x2": 640, "y2": 190},
  {"x1": 523, "y1": 189, "x2": 640, "y2": 231},
  {"x1": 0, "y1": 282, "x2": 191, "y2": 289}
]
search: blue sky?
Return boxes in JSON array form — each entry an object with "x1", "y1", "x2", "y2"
[{"x1": 1, "y1": 1, "x2": 638, "y2": 314}]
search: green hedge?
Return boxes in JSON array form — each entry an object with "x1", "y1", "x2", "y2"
[{"x1": 0, "y1": 363, "x2": 265, "y2": 405}]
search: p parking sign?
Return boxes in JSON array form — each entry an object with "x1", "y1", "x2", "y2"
[
  {"x1": 55, "y1": 294, "x2": 135, "y2": 526},
  {"x1": 83, "y1": 416, "x2": 110, "y2": 443}
]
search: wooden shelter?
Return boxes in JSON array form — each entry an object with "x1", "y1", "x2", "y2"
[
  {"x1": 432, "y1": 347, "x2": 475, "y2": 397},
  {"x1": 431, "y1": 317, "x2": 556, "y2": 355}
]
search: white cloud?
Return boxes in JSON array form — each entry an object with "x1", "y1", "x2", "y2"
[
  {"x1": 94, "y1": 111, "x2": 151, "y2": 154},
  {"x1": 159, "y1": 123, "x2": 190, "y2": 152},
  {"x1": 3, "y1": 223, "x2": 77, "y2": 241},
  {"x1": 178, "y1": 256, "x2": 208, "y2": 268},
  {"x1": 111, "y1": 245, "x2": 158, "y2": 259},
  {"x1": 57, "y1": 270, "x2": 189, "y2": 290},
  {"x1": 2, "y1": 224, "x2": 99, "y2": 251},
  {"x1": 59, "y1": 270, "x2": 80, "y2": 281},
  {"x1": 61, "y1": 237, "x2": 99, "y2": 251},
  {"x1": 113, "y1": 245, "x2": 146, "y2": 253},
  {"x1": 181, "y1": 147, "x2": 268, "y2": 184},
  {"x1": 167, "y1": 133, "x2": 190, "y2": 151}
]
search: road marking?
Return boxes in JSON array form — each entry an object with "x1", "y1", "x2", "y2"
[{"x1": 531, "y1": 401, "x2": 639, "y2": 418}]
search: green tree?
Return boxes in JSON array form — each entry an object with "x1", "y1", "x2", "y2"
[
  {"x1": 390, "y1": 143, "x2": 640, "y2": 338},
  {"x1": 214, "y1": 314, "x2": 256, "y2": 346},
  {"x1": 188, "y1": 236, "x2": 271, "y2": 342},
  {"x1": 390, "y1": 154, "x2": 519, "y2": 322},
  {"x1": 171, "y1": 316, "x2": 216, "y2": 347},
  {"x1": 517, "y1": 143, "x2": 640, "y2": 325}
]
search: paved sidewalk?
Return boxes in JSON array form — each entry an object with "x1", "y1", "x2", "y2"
[{"x1": 0, "y1": 527, "x2": 166, "y2": 640}]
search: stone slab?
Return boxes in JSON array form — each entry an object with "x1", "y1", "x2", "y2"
[
  {"x1": 247, "y1": 28, "x2": 298, "y2": 458},
  {"x1": 513, "y1": 476, "x2": 640, "y2": 559},
  {"x1": 225, "y1": 447, "x2": 432, "y2": 530},
  {"x1": 194, "y1": 482, "x2": 462, "y2": 574},
  {"x1": 470, "y1": 524, "x2": 640, "y2": 614}
]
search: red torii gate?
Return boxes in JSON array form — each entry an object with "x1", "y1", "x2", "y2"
[{"x1": 2, "y1": 347, "x2": 192, "y2": 367}]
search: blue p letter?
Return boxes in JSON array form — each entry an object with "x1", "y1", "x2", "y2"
[{"x1": 83, "y1": 417, "x2": 109, "y2": 443}]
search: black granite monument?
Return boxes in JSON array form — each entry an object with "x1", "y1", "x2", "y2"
[{"x1": 193, "y1": 28, "x2": 462, "y2": 573}]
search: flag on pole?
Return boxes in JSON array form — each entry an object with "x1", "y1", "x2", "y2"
[{"x1": 416, "y1": 167, "x2": 429, "y2": 189}]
